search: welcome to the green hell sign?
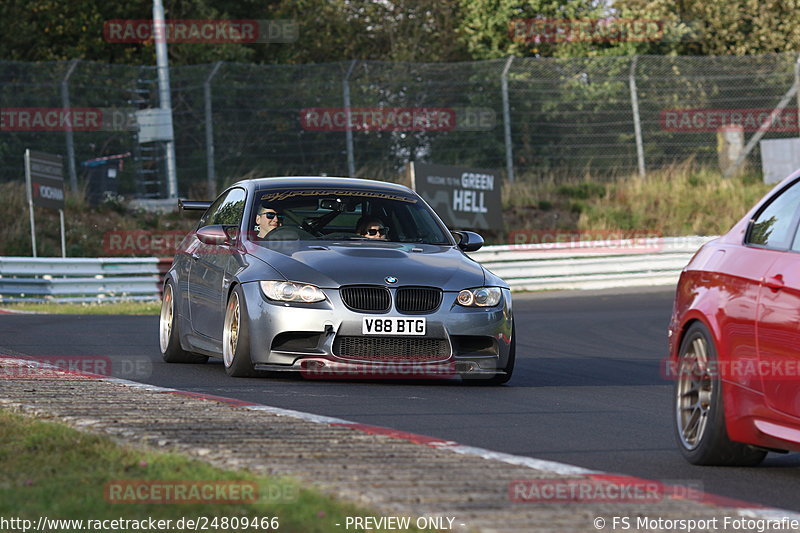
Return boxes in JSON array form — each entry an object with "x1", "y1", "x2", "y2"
[{"x1": 411, "y1": 162, "x2": 503, "y2": 230}]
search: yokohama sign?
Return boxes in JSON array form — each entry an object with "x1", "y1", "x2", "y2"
[{"x1": 25, "y1": 150, "x2": 65, "y2": 210}]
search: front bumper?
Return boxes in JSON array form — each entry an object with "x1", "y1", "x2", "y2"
[{"x1": 239, "y1": 282, "x2": 513, "y2": 377}]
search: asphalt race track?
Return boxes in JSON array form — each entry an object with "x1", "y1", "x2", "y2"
[{"x1": 2, "y1": 288, "x2": 800, "y2": 512}]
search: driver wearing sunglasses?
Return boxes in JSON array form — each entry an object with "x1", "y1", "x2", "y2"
[
  {"x1": 356, "y1": 216, "x2": 389, "y2": 240},
  {"x1": 255, "y1": 203, "x2": 284, "y2": 238}
]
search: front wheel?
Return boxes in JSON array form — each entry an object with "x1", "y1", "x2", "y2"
[
  {"x1": 674, "y1": 322, "x2": 765, "y2": 466},
  {"x1": 222, "y1": 285, "x2": 257, "y2": 377}
]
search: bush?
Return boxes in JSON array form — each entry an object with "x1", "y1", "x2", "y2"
[{"x1": 0, "y1": 182, "x2": 196, "y2": 257}]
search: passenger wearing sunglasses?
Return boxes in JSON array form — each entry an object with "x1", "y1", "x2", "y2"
[
  {"x1": 356, "y1": 216, "x2": 389, "y2": 240},
  {"x1": 255, "y1": 203, "x2": 284, "y2": 238}
]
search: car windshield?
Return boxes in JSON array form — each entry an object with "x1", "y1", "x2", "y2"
[{"x1": 249, "y1": 187, "x2": 452, "y2": 245}]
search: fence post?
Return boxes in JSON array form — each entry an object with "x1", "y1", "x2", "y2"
[
  {"x1": 796, "y1": 53, "x2": 800, "y2": 143},
  {"x1": 204, "y1": 61, "x2": 223, "y2": 198},
  {"x1": 343, "y1": 60, "x2": 357, "y2": 177},
  {"x1": 629, "y1": 55, "x2": 646, "y2": 178},
  {"x1": 60, "y1": 59, "x2": 80, "y2": 192},
  {"x1": 24, "y1": 149, "x2": 37, "y2": 258},
  {"x1": 724, "y1": 52, "x2": 800, "y2": 178},
  {"x1": 153, "y1": 0, "x2": 178, "y2": 199},
  {"x1": 501, "y1": 56, "x2": 515, "y2": 183}
]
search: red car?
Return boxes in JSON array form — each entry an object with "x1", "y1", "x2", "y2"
[{"x1": 669, "y1": 170, "x2": 800, "y2": 465}]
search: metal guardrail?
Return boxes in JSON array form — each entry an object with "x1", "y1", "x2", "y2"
[
  {"x1": 0, "y1": 236, "x2": 714, "y2": 302},
  {"x1": 469, "y1": 236, "x2": 715, "y2": 291},
  {"x1": 0, "y1": 257, "x2": 170, "y2": 303}
]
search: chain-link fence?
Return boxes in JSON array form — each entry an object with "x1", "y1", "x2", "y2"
[{"x1": 2, "y1": 53, "x2": 799, "y2": 198}]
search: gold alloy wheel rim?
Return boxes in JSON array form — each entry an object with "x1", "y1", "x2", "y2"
[
  {"x1": 676, "y1": 335, "x2": 714, "y2": 450},
  {"x1": 159, "y1": 284, "x2": 173, "y2": 353},
  {"x1": 223, "y1": 291, "x2": 240, "y2": 368}
]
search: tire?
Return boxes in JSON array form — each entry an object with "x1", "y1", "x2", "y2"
[
  {"x1": 222, "y1": 285, "x2": 257, "y2": 377},
  {"x1": 674, "y1": 322, "x2": 766, "y2": 466},
  {"x1": 160, "y1": 281, "x2": 208, "y2": 364},
  {"x1": 463, "y1": 322, "x2": 515, "y2": 386}
]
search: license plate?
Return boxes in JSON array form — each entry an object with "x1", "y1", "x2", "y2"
[{"x1": 362, "y1": 317, "x2": 426, "y2": 336}]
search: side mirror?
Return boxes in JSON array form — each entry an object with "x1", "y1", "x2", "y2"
[
  {"x1": 452, "y1": 231, "x2": 484, "y2": 252},
  {"x1": 196, "y1": 225, "x2": 238, "y2": 246}
]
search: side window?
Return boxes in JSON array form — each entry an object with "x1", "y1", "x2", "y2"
[
  {"x1": 198, "y1": 193, "x2": 227, "y2": 229},
  {"x1": 212, "y1": 188, "x2": 246, "y2": 226},
  {"x1": 197, "y1": 188, "x2": 246, "y2": 229},
  {"x1": 748, "y1": 181, "x2": 800, "y2": 250}
]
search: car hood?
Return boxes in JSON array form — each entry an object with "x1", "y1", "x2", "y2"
[{"x1": 245, "y1": 241, "x2": 487, "y2": 290}]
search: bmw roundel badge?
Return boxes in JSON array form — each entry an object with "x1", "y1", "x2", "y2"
[{"x1": 385, "y1": 276, "x2": 398, "y2": 284}]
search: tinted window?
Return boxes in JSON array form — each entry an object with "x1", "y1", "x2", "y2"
[
  {"x1": 748, "y1": 181, "x2": 800, "y2": 249},
  {"x1": 198, "y1": 188, "x2": 246, "y2": 228}
]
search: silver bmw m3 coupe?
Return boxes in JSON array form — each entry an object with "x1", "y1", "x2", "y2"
[{"x1": 159, "y1": 177, "x2": 514, "y2": 384}]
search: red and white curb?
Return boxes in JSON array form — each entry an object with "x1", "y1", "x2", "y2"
[{"x1": 2, "y1": 355, "x2": 799, "y2": 522}]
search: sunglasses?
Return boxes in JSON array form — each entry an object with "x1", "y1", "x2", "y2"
[
  {"x1": 259, "y1": 212, "x2": 284, "y2": 220},
  {"x1": 365, "y1": 227, "x2": 388, "y2": 236}
]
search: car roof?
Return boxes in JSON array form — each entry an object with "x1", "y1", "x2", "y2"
[{"x1": 232, "y1": 176, "x2": 414, "y2": 194}]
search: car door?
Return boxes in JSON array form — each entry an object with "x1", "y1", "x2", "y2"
[
  {"x1": 188, "y1": 187, "x2": 246, "y2": 340},
  {"x1": 706, "y1": 243, "x2": 776, "y2": 393},
  {"x1": 752, "y1": 179, "x2": 800, "y2": 418}
]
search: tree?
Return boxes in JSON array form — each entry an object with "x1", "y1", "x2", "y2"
[
  {"x1": 458, "y1": 0, "x2": 625, "y2": 59},
  {"x1": 614, "y1": 0, "x2": 800, "y2": 56},
  {"x1": 0, "y1": 0, "x2": 259, "y2": 64},
  {"x1": 0, "y1": 0, "x2": 471, "y2": 65}
]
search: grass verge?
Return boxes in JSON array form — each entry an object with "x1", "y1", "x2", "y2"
[
  {"x1": 0, "y1": 181, "x2": 196, "y2": 257},
  {"x1": 577, "y1": 163, "x2": 773, "y2": 235},
  {"x1": 0, "y1": 301, "x2": 161, "y2": 315},
  {"x1": 505, "y1": 161, "x2": 773, "y2": 237},
  {"x1": 0, "y1": 408, "x2": 423, "y2": 533}
]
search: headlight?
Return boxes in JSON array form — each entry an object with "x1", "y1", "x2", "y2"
[
  {"x1": 259, "y1": 281, "x2": 326, "y2": 303},
  {"x1": 456, "y1": 287, "x2": 502, "y2": 307}
]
